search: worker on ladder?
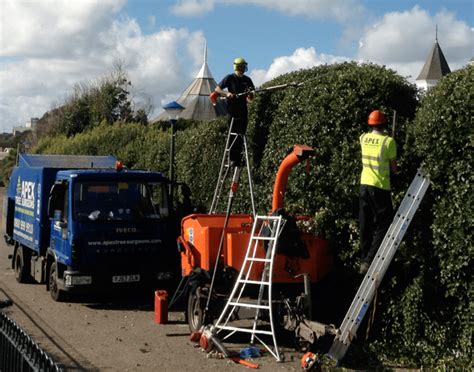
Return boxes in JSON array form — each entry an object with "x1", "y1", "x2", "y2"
[
  {"x1": 359, "y1": 110, "x2": 397, "y2": 274},
  {"x1": 214, "y1": 57, "x2": 255, "y2": 166}
]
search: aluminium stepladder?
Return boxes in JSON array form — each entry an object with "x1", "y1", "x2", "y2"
[
  {"x1": 209, "y1": 117, "x2": 256, "y2": 216},
  {"x1": 327, "y1": 168, "x2": 431, "y2": 362},
  {"x1": 203, "y1": 117, "x2": 258, "y2": 321},
  {"x1": 214, "y1": 215, "x2": 284, "y2": 361}
]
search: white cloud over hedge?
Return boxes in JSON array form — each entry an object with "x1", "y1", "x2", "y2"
[
  {"x1": 251, "y1": 47, "x2": 348, "y2": 86},
  {"x1": 357, "y1": 6, "x2": 473, "y2": 78}
]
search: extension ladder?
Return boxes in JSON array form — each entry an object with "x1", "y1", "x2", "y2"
[
  {"x1": 328, "y1": 169, "x2": 431, "y2": 362},
  {"x1": 214, "y1": 215, "x2": 284, "y2": 361},
  {"x1": 209, "y1": 118, "x2": 256, "y2": 216}
]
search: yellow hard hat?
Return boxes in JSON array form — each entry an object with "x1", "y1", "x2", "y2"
[{"x1": 233, "y1": 57, "x2": 248, "y2": 72}]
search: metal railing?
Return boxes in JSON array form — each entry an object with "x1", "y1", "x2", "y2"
[{"x1": 0, "y1": 311, "x2": 62, "y2": 372}]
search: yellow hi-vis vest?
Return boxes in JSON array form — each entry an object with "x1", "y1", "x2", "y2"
[{"x1": 360, "y1": 132, "x2": 396, "y2": 190}]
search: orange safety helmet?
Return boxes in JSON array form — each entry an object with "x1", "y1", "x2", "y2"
[{"x1": 368, "y1": 110, "x2": 387, "y2": 126}]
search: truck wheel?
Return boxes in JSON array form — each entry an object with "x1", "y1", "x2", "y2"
[
  {"x1": 49, "y1": 262, "x2": 66, "y2": 302},
  {"x1": 14, "y1": 246, "x2": 31, "y2": 283},
  {"x1": 187, "y1": 286, "x2": 204, "y2": 333}
]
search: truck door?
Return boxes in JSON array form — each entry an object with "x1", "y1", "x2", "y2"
[{"x1": 48, "y1": 181, "x2": 70, "y2": 264}]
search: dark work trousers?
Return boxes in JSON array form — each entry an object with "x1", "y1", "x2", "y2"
[
  {"x1": 359, "y1": 185, "x2": 394, "y2": 264},
  {"x1": 228, "y1": 115, "x2": 248, "y2": 166}
]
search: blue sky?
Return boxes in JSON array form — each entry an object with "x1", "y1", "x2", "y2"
[{"x1": 0, "y1": 0, "x2": 473, "y2": 133}]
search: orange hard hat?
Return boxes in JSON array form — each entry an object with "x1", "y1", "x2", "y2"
[{"x1": 368, "y1": 110, "x2": 387, "y2": 126}]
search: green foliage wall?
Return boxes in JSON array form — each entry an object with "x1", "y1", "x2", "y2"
[
  {"x1": 373, "y1": 65, "x2": 473, "y2": 366},
  {"x1": 246, "y1": 63, "x2": 418, "y2": 252},
  {"x1": 174, "y1": 119, "x2": 227, "y2": 210}
]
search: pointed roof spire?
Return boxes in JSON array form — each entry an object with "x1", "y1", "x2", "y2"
[
  {"x1": 196, "y1": 41, "x2": 213, "y2": 79},
  {"x1": 153, "y1": 41, "x2": 227, "y2": 122},
  {"x1": 416, "y1": 30, "x2": 451, "y2": 81}
]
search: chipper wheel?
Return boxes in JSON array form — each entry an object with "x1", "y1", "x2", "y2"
[{"x1": 187, "y1": 286, "x2": 207, "y2": 333}]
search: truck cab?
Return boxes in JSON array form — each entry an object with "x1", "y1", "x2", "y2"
[{"x1": 4, "y1": 154, "x2": 179, "y2": 301}]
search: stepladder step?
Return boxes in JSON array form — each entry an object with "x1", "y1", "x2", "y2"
[{"x1": 213, "y1": 215, "x2": 284, "y2": 361}]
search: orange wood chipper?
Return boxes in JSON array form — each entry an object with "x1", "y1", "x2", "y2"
[{"x1": 172, "y1": 145, "x2": 333, "y2": 335}]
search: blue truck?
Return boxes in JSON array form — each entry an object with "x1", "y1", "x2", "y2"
[{"x1": 3, "y1": 154, "x2": 178, "y2": 301}]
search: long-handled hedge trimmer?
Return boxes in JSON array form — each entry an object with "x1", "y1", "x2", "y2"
[{"x1": 209, "y1": 81, "x2": 304, "y2": 105}]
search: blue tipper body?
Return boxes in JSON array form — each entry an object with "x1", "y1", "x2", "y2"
[
  {"x1": 7, "y1": 155, "x2": 118, "y2": 254},
  {"x1": 4, "y1": 154, "x2": 177, "y2": 297}
]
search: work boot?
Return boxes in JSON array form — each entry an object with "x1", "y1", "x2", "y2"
[{"x1": 359, "y1": 262, "x2": 369, "y2": 275}]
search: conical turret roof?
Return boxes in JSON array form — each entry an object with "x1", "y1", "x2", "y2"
[
  {"x1": 155, "y1": 43, "x2": 227, "y2": 122},
  {"x1": 416, "y1": 39, "x2": 451, "y2": 81}
]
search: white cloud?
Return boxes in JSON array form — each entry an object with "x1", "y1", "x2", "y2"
[
  {"x1": 250, "y1": 47, "x2": 349, "y2": 86},
  {"x1": 357, "y1": 6, "x2": 473, "y2": 80},
  {"x1": 244, "y1": 0, "x2": 364, "y2": 22},
  {"x1": 0, "y1": 1, "x2": 206, "y2": 132},
  {"x1": 170, "y1": 0, "x2": 216, "y2": 17},
  {"x1": 1, "y1": 0, "x2": 127, "y2": 58},
  {"x1": 171, "y1": 0, "x2": 364, "y2": 22}
]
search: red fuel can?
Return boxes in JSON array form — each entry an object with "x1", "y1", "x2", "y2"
[{"x1": 154, "y1": 290, "x2": 168, "y2": 324}]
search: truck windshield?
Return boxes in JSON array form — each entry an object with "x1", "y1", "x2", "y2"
[{"x1": 73, "y1": 181, "x2": 168, "y2": 222}]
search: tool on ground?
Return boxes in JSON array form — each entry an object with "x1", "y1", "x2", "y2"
[
  {"x1": 327, "y1": 169, "x2": 430, "y2": 362},
  {"x1": 199, "y1": 325, "x2": 229, "y2": 357},
  {"x1": 193, "y1": 325, "x2": 260, "y2": 368},
  {"x1": 300, "y1": 352, "x2": 319, "y2": 371},
  {"x1": 231, "y1": 357, "x2": 259, "y2": 369},
  {"x1": 214, "y1": 215, "x2": 284, "y2": 361}
]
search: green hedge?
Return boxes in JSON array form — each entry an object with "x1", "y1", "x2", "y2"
[
  {"x1": 34, "y1": 121, "x2": 170, "y2": 172},
  {"x1": 245, "y1": 62, "x2": 418, "y2": 255},
  {"x1": 371, "y1": 65, "x2": 472, "y2": 367}
]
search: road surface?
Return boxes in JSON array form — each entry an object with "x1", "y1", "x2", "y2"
[{"x1": 0, "y1": 188, "x2": 303, "y2": 371}]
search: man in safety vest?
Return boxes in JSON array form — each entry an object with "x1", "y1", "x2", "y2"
[
  {"x1": 359, "y1": 110, "x2": 397, "y2": 274},
  {"x1": 214, "y1": 57, "x2": 255, "y2": 166}
]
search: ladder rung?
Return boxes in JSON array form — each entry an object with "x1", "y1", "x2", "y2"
[
  {"x1": 216, "y1": 325, "x2": 273, "y2": 336},
  {"x1": 228, "y1": 302, "x2": 270, "y2": 310},
  {"x1": 251, "y1": 236, "x2": 277, "y2": 241},
  {"x1": 239, "y1": 279, "x2": 270, "y2": 285},
  {"x1": 246, "y1": 258, "x2": 271, "y2": 263}
]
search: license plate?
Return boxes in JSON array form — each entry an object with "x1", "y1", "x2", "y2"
[{"x1": 112, "y1": 274, "x2": 140, "y2": 283}]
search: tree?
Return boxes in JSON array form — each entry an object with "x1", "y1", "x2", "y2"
[{"x1": 34, "y1": 63, "x2": 146, "y2": 140}]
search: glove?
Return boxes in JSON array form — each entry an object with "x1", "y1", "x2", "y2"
[{"x1": 209, "y1": 92, "x2": 218, "y2": 106}]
